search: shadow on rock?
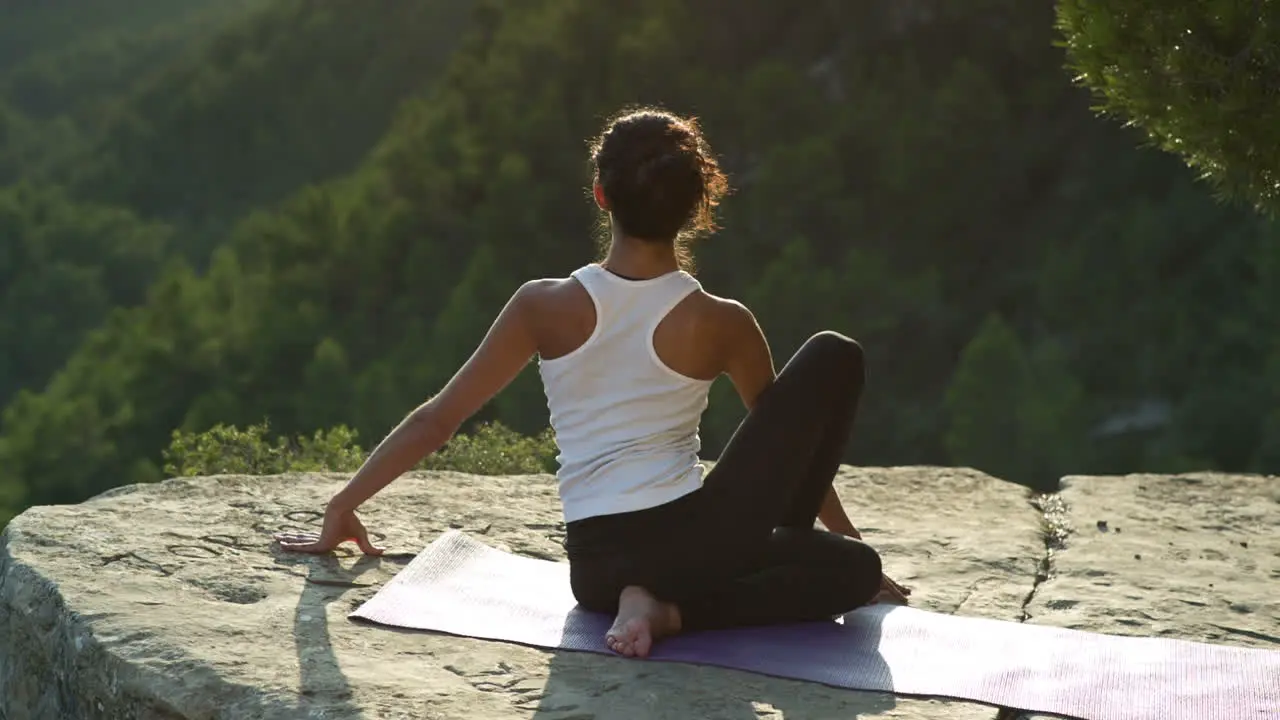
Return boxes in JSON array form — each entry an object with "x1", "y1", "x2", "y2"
[
  {"x1": 273, "y1": 551, "x2": 392, "y2": 719},
  {"x1": 530, "y1": 607, "x2": 896, "y2": 719}
]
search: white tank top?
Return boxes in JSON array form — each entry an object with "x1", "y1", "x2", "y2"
[{"x1": 538, "y1": 263, "x2": 713, "y2": 523}]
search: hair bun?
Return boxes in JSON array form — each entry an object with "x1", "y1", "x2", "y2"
[
  {"x1": 589, "y1": 107, "x2": 729, "y2": 247},
  {"x1": 636, "y1": 151, "x2": 695, "y2": 187}
]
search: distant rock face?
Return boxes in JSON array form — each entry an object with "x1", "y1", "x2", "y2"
[{"x1": 0, "y1": 466, "x2": 1272, "y2": 719}]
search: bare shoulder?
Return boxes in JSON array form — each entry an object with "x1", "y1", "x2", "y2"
[
  {"x1": 694, "y1": 289, "x2": 762, "y2": 337},
  {"x1": 512, "y1": 276, "x2": 583, "y2": 311},
  {"x1": 514, "y1": 277, "x2": 566, "y2": 298},
  {"x1": 692, "y1": 290, "x2": 774, "y2": 404},
  {"x1": 685, "y1": 289, "x2": 769, "y2": 369},
  {"x1": 515, "y1": 275, "x2": 597, "y2": 359}
]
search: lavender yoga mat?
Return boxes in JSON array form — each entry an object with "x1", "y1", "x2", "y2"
[{"x1": 350, "y1": 530, "x2": 1280, "y2": 720}]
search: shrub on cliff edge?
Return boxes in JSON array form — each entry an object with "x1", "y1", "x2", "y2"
[{"x1": 161, "y1": 420, "x2": 558, "y2": 478}]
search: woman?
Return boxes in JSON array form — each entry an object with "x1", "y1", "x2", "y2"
[{"x1": 276, "y1": 107, "x2": 910, "y2": 659}]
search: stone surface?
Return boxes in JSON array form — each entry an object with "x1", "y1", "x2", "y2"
[
  {"x1": 1026, "y1": 472, "x2": 1279, "y2": 645},
  {"x1": 1017, "y1": 472, "x2": 1280, "y2": 720},
  {"x1": 0, "y1": 465, "x2": 1046, "y2": 719}
]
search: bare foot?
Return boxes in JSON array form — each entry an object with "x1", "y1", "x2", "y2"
[{"x1": 605, "y1": 585, "x2": 681, "y2": 659}]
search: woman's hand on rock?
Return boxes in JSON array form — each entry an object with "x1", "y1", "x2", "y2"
[
  {"x1": 835, "y1": 527, "x2": 911, "y2": 604},
  {"x1": 273, "y1": 503, "x2": 385, "y2": 556},
  {"x1": 872, "y1": 574, "x2": 911, "y2": 605}
]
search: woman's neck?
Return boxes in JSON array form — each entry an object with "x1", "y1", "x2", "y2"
[{"x1": 600, "y1": 234, "x2": 680, "y2": 280}]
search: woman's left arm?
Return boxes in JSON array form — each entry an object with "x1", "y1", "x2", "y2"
[
  {"x1": 818, "y1": 487, "x2": 860, "y2": 538},
  {"x1": 722, "y1": 306, "x2": 863, "y2": 541}
]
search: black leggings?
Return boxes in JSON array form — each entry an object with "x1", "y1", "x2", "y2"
[{"x1": 565, "y1": 331, "x2": 883, "y2": 632}]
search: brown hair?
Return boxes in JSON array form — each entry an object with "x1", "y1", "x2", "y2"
[{"x1": 589, "y1": 106, "x2": 730, "y2": 269}]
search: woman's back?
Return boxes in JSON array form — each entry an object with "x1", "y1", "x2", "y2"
[{"x1": 531, "y1": 262, "x2": 743, "y2": 522}]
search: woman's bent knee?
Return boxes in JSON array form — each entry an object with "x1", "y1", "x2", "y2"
[
  {"x1": 802, "y1": 331, "x2": 864, "y2": 374},
  {"x1": 842, "y1": 540, "x2": 883, "y2": 606}
]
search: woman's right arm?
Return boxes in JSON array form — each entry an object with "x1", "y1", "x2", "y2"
[
  {"x1": 328, "y1": 281, "x2": 544, "y2": 514},
  {"x1": 277, "y1": 281, "x2": 543, "y2": 555}
]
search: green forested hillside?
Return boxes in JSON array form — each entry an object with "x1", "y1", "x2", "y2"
[
  {"x1": 1, "y1": 0, "x2": 1277, "y2": 528},
  {"x1": 0, "y1": 0, "x2": 269, "y2": 408},
  {"x1": 60, "y1": 0, "x2": 476, "y2": 259},
  {"x1": 0, "y1": 0, "x2": 269, "y2": 182},
  {"x1": 0, "y1": 0, "x2": 474, "y2": 486},
  {"x1": 0, "y1": 183, "x2": 169, "y2": 408},
  {"x1": 0, "y1": 0, "x2": 240, "y2": 69}
]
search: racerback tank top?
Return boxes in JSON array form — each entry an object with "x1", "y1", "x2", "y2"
[{"x1": 538, "y1": 263, "x2": 713, "y2": 523}]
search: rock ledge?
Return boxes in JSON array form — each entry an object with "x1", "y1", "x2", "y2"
[{"x1": 2, "y1": 467, "x2": 1274, "y2": 719}]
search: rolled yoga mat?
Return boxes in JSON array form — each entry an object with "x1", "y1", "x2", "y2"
[{"x1": 349, "y1": 530, "x2": 1280, "y2": 720}]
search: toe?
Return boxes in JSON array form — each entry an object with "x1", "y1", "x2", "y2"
[{"x1": 607, "y1": 635, "x2": 629, "y2": 656}]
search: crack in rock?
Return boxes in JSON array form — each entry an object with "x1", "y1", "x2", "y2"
[
  {"x1": 994, "y1": 492, "x2": 1075, "y2": 720},
  {"x1": 1019, "y1": 492, "x2": 1070, "y2": 623},
  {"x1": 99, "y1": 552, "x2": 173, "y2": 577}
]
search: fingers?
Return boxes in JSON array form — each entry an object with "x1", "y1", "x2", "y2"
[
  {"x1": 276, "y1": 538, "x2": 332, "y2": 553},
  {"x1": 273, "y1": 530, "x2": 336, "y2": 554},
  {"x1": 882, "y1": 573, "x2": 912, "y2": 596},
  {"x1": 271, "y1": 514, "x2": 386, "y2": 557},
  {"x1": 272, "y1": 531, "x2": 384, "y2": 556},
  {"x1": 353, "y1": 522, "x2": 385, "y2": 556},
  {"x1": 273, "y1": 532, "x2": 320, "y2": 545},
  {"x1": 874, "y1": 575, "x2": 910, "y2": 605},
  {"x1": 889, "y1": 581, "x2": 909, "y2": 604}
]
